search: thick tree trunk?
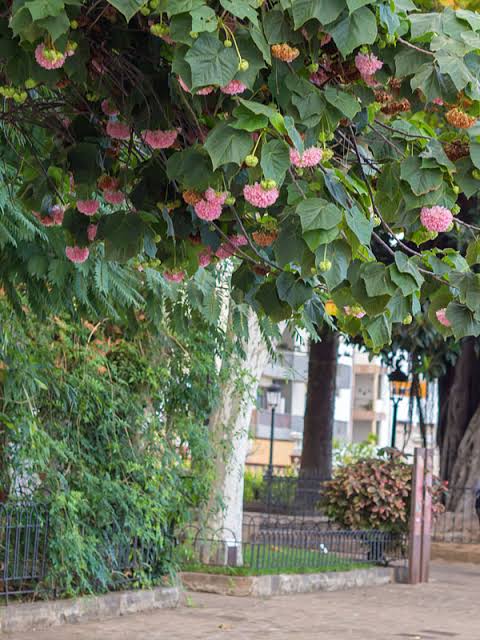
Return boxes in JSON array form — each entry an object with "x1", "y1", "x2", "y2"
[
  {"x1": 299, "y1": 330, "x2": 338, "y2": 480},
  {"x1": 439, "y1": 338, "x2": 480, "y2": 484},
  {"x1": 449, "y1": 406, "x2": 480, "y2": 495},
  {"x1": 204, "y1": 309, "x2": 271, "y2": 561}
]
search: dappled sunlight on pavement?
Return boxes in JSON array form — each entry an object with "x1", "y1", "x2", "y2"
[{"x1": 5, "y1": 563, "x2": 479, "y2": 640}]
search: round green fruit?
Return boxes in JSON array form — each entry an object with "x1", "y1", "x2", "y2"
[
  {"x1": 403, "y1": 314, "x2": 413, "y2": 325},
  {"x1": 245, "y1": 155, "x2": 259, "y2": 167},
  {"x1": 224, "y1": 39, "x2": 233, "y2": 48},
  {"x1": 319, "y1": 260, "x2": 332, "y2": 272},
  {"x1": 238, "y1": 59, "x2": 249, "y2": 71}
]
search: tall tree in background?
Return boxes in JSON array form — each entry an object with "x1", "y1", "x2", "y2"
[{"x1": 299, "y1": 329, "x2": 339, "y2": 480}]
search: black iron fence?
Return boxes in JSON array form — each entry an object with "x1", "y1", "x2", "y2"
[
  {"x1": 244, "y1": 472, "x2": 327, "y2": 516},
  {"x1": 0, "y1": 502, "x2": 176, "y2": 602},
  {"x1": 433, "y1": 486, "x2": 480, "y2": 544},
  {"x1": 0, "y1": 502, "x2": 49, "y2": 602},
  {"x1": 178, "y1": 520, "x2": 407, "y2": 574}
]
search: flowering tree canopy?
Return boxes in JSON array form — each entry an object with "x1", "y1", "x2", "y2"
[{"x1": 3, "y1": 0, "x2": 480, "y2": 347}]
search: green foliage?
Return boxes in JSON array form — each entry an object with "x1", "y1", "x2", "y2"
[
  {"x1": 3, "y1": 0, "x2": 480, "y2": 349},
  {"x1": 0, "y1": 295, "x2": 228, "y2": 595},
  {"x1": 323, "y1": 453, "x2": 445, "y2": 533}
]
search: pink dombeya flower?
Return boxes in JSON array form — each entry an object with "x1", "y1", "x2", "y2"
[
  {"x1": 420, "y1": 206, "x2": 453, "y2": 233},
  {"x1": 164, "y1": 270, "x2": 185, "y2": 283},
  {"x1": 104, "y1": 190, "x2": 125, "y2": 205},
  {"x1": 178, "y1": 76, "x2": 214, "y2": 95},
  {"x1": 355, "y1": 53, "x2": 383, "y2": 80},
  {"x1": 194, "y1": 188, "x2": 227, "y2": 221},
  {"x1": 290, "y1": 146, "x2": 323, "y2": 168},
  {"x1": 436, "y1": 308, "x2": 451, "y2": 327},
  {"x1": 77, "y1": 199, "x2": 100, "y2": 216},
  {"x1": 106, "y1": 120, "x2": 131, "y2": 140},
  {"x1": 87, "y1": 224, "x2": 98, "y2": 242},
  {"x1": 198, "y1": 248, "x2": 213, "y2": 268},
  {"x1": 101, "y1": 99, "x2": 119, "y2": 116},
  {"x1": 220, "y1": 80, "x2": 247, "y2": 95},
  {"x1": 141, "y1": 129, "x2": 178, "y2": 149},
  {"x1": 216, "y1": 243, "x2": 235, "y2": 260},
  {"x1": 65, "y1": 246, "x2": 90, "y2": 264},
  {"x1": 35, "y1": 44, "x2": 66, "y2": 70},
  {"x1": 310, "y1": 69, "x2": 329, "y2": 87},
  {"x1": 432, "y1": 97, "x2": 444, "y2": 106},
  {"x1": 33, "y1": 205, "x2": 64, "y2": 227},
  {"x1": 243, "y1": 183, "x2": 280, "y2": 208},
  {"x1": 229, "y1": 234, "x2": 248, "y2": 247}
]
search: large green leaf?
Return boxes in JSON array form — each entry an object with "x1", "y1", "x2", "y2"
[
  {"x1": 25, "y1": 0, "x2": 65, "y2": 20},
  {"x1": 449, "y1": 272, "x2": 480, "y2": 313},
  {"x1": 360, "y1": 263, "x2": 396, "y2": 297},
  {"x1": 316, "y1": 240, "x2": 351, "y2": 290},
  {"x1": 330, "y1": 7, "x2": 378, "y2": 57},
  {"x1": 220, "y1": 0, "x2": 259, "y2": 26},
  {"x1": 106, "y1": 0, "x2": 143, "y2": 21},
  {"x1": 297, "y1": 198, "x2": 343, "y2": 233},
  {"x1": 100, "y1": 213, "x2": 146, "y2": 262},
  {"x1": 276, "y1": 272, "x2": 312, "y2": 308},
  {"x1": 400, "y1": 157, "x2": 443, "y2": 196},
  {"x1": 204, "y1": 124, "x2": 252, "y2": 170},
  {"x1": 446, "y1": 302, "x2": 480, "y2": 339},
  {"x1": 255, "y1": 281, "x2": 292, "y2": 321},
  {"x1": 365, "y1": 315, "x2": 392, "y2": 350},
  {"x1": 190, "y1": 6, "x2": 218, "y2": 32},
  {"x1": 344, "y1": 206, "x2": 373, "y2": 245},
  {"x1": 185, "y1": 33, "x2": 238, "y2": 89},
  {"x1": 394, "y1": 252, "x2": 425, "y2": 288},
  {"x1": 324, "y1": 86, "x2": 360, "y2": 120},
  {"x1": 291, "y1": 0, "x2": 345, "y2": 29},
  {"x1": 261, "y1": 140, "x2": 291, "y2": 185}
]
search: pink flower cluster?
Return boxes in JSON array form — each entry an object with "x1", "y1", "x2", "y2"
[
  {"x1": 141, "y1": 129, "x2": 178, "y2": 149},
  {"x1": 87, "y1": 224, "x2": 98, "y2": 242},
  {"x1": 35, "y1": 44, "x2": 66, "y2": 70},
  {"x1": 220, "y1": 80, "x2": 247, "y2": 95},
  {"x1": 106, "y1": 120, "x2": 131, "y2": 140},
  {"x1": 77, "y1": 199, "x2": 100, "y2": 216},
  {"x1": 436, "y1": 308, "x2": 451, "y2": 327},
  {"x1": 101, "y1": 99, "x2": 119, "y2": 116},
  {"x1": 65, "y1": 246, "x2": 89, "y2": 264},
  {"x1": 355, "y1": 53, "x2": 383, "y2": 82},
  {"x1": 290, "y1": 146, "x2": 323, "y2": 168},
  {"x1": 215, "y1": 235, "x2": 248, "y2": 260},
  {"x1": 104, "y1": 190, "x2": 125, "y2": 205},
  {"x1": 198, "y1": 248, "x2": 213, "y2": 267},
  {"x1": 178, "y1": 76, "x2": 214, "y2": 96},
  {"x1": 164, "y1": 270, "x2": 185, "y2": 283},
  {"x1": 33, "y1": 204, "x2": 65, "y2": 227},
  {"x1": 194, "y1": 188, "x2": 227, "y2": 221},
  {"x1": 243, "y1": 183, "x2": 279, "y2": 208},
  {"x1": 420, "y1": 206, "x2": 453, "y2": 233}
]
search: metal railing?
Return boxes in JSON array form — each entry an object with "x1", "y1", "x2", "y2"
[
  {"x1": 432, "y1": 486, "x2": 480, "y2": 544},
  {"x1": 178, "y1": 520, "x2": 407, "y2": 573},
  {"x1": 244, "y1": 473, "x2": 327, "y2": 516},
  {"x1": 0, "y1": 502, "x2": 49, "y2": 602}
]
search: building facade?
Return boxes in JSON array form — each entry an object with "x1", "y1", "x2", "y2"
[{"x1": 246, "y1": 329, "x2": 437, "y2": 470}]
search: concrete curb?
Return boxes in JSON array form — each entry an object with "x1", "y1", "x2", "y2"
[
  {"x1": 0, "y1": 585, "x2": 179, "y2": 634},
  {"x1": 180, "y1": 567, "x2": 394, "y2": 597}
]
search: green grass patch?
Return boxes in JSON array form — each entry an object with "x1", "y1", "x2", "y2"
[{"x1": 180, "y1": 561, "x2": 371, "y2": 576}]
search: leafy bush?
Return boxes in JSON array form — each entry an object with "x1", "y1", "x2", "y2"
[
  {"x1": 332, "y1": 434, "x2": 383, "y2": 467},
  {"x1": 323, "y1": 452, "x2": 445, "y2": 534},
  {"x1": 0, "y1": 296, "x2": 228, "y2": 596},
  {"x1": 243, "y1": 469, "x2": 264, "y2": 503}
]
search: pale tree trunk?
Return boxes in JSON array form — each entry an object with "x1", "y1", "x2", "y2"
[{"x1": 204, "y1": 309, "x2": 271, "y2": 562}]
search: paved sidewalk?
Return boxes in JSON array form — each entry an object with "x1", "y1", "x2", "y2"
[{"x1": 6, "y1": 562, "x2": 479, "y2": 639}]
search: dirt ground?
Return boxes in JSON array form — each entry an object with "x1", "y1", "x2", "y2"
[{"x1": 6, "y1": 562, "x2": 479, "y2": 640}]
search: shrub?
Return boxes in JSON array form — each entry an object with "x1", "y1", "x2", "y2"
[{"x1": 323, "y1": 452, "x2": 445, "y2": 534}]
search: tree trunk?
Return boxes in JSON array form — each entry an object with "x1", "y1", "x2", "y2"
[
  {"x1": 299, "y1": 329, "x2": 338, "y2": 480},
  {"x1": 439, "y1": 337, "x2": 480, "y2": 484},
  {"x1": 204, "y1": 309, "x2": 271, "y2": 562}
]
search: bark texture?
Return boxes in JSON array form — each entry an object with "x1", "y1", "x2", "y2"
[
  {"x1": 299, "y1": 330, "x2": 339, "y2": 480},
  {"x1": 449, "y1": 406, "x2": 480, "y2": 498},
  {"x1": 439, "y1": 338, "x2": 480, "y2": 485}
]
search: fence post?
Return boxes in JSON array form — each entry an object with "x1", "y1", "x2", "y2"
[
  {"x1": 420, "y1": 448, "x2": 433, "y2": 583},
  {"x1": 408, "y1": 448, "x2": 425, "y2": 585}
]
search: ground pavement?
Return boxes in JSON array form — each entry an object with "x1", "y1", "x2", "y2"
[{"x1": 6, "y1": 562, "x2": 479, "y2": 640}]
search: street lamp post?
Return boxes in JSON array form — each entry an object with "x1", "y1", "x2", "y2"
[
  {"x1": 266, "y1": 384, "x2": 282, "y2": 476},
  {"x1": 388, "y1": 369, "x2": 409, "y2": 449}
]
